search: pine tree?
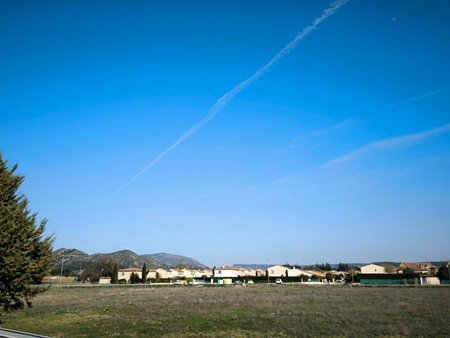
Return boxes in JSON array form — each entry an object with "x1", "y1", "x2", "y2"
[
  {"x1": 111, "y1": 264, "x2": 118, "y2": 284},
  {"x1": 0, "y1": 154, "x2": 54, "y2": 315}
]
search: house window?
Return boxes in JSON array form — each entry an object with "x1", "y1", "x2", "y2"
[{"x1": 218, "y1": 270, "x2": 222, "y2": 274}]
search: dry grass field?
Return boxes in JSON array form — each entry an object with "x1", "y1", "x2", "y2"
[{"x1": 2, "y1": 284, "x2": 449, "y2": 337}]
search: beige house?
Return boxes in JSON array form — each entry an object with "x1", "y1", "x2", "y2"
[
  {"x1": 201, "y1": 269, "x2": 213, "y2": 277},
  {"x1": 255, "y1": 269, "x2": 265, "y2": 277},
  {"x1": 268, "y1": 265, "x2": 289, "y2": 277},
  {"x1": 118, "y1": 268, "x2": 142, "y2": 282},
  {"x1": 400, "y1": 262, "x2": 435, "y2": 274},
  {"x1": 178, "y1": 268, "x2": 193, "y2": 278},
  {"x1": 267, "y1": 265, "x2": 316, "y2": 278},
  {"x1": 242, "y1": 269, "x2": 258, "y2": 277},
  {"x1": 155, "y1": 268, "x2": 169, "y2": 279},
  {"x1": 146, "y1": 269, "x2": 157, "y2": 280},
  {"x1": 191, "y1": 269, "x2": 212, "y2": 278},
  {"x1": 360, "y1": 264, "x2": 386, "y2": 274},
  {"x1": 167, "y1": 269, "x2": 180, "y2": 278},
  {"x1": 287, "y1": 268, "x2": 313, "y2": 278},
  {"x1": 99, "y1": 277, "x2": 111, "y2": 284}
]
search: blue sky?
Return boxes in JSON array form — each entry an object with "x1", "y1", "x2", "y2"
[{"x1": 1, "y1": 0, "x2": 449, "y2": 267}]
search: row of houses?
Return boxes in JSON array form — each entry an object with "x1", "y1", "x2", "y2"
[
  {"x1": 361, "y1": 262, "x2": 437, "y2": 274},
  {"x1": 114, "y1": 267, "x2": 214, "y2": 283},
  {"x1": 99, "y1": 262, "x2": 447, "y2": 285},
  {"x1": 359, "y1": 263, "x2": 443, "y2": 285},
  {"x1": 100, "y1": 265, "x2": 333, "y2": 284}
]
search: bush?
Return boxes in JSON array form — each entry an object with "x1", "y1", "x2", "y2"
[{"x1": 129, "y1": 273, "x2": 140, "y2": 284}]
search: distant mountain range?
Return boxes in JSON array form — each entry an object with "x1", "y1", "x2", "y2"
[
  {"x1": 53, "y1": 248, "x2": 208, "y2": 275},
  {"x1": 141, "y1": 253, "x2": 208, "y2": 269}
]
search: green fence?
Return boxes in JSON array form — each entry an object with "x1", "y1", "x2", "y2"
[
  {"x1": 359, "y1": 273, "x2": 420, "y2": 285},
  {"x1": 360, "y1": 278, "x2": 416, "y2": 285}
]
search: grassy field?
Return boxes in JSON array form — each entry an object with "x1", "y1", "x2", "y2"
[{"x1": 2, "y1": 285, "x2": 449, "y2": 337}]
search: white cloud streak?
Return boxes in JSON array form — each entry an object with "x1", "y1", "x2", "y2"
[
  {"x1": 377, "y1": 89, "x2": 446, "y2": 112},
  {"x1": 326, "y1": 123, "x2": 450, "y2": 166},
  {"x1": 109, "y1": 0, "x2": 349, "y2": 198},
  {"x1": 294, "y1": 119, "x2": 354, "y2": 143},
  {"x1": 396, "y1": 89, "x2": 444, "y2": 105}
]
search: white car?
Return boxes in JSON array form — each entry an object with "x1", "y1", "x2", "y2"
[
  {"x1": 275, "y1": 278, "x2": 283, "y2": 284},
  {"x1": 247, "y1": 280, "x2": 254, "y2": 285}
]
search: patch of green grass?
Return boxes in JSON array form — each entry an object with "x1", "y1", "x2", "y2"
[{"x1": 2, "y1": 285, "x2": 449, "y2": 337}]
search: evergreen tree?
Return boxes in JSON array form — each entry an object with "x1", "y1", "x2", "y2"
[
  {"x1": 129, "y1": 272, "x2": 140, "y2": 284},
  {"x1": 337, "y1": 263, "x2": 350, "y2": 272},
  {"x1": 437, "y1": 265, "x2": 450, "y2": 281},
  {"x1": 141, "y1": 263, "x2": 149, "y2": 283},
  {"x1": 0, "y1": 154, "x2": 53, "y2": 315},
  {"x1": 111, "y1": 264, "x2": 119, "y2": 284}
]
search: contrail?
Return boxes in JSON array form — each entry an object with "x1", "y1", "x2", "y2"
[
  {"x1": 109, "y1": 0, "x2": 349, "y2": 198},
  {"x1": 325, "y1": 123, "x2": 450, "y2": 167}
]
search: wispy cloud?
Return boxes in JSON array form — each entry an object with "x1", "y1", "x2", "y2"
[
  {"x1": 271, "y1": 119, "x2": 354, "y2": 154},
  {"x1": 186, "y1": 165, "x2": 277, "y2": 204},
  {"x1": 379, "y1": 89, "x2": 446, "y2": 111},
  {"x1": 107, "y1": 0, "x2": 349, "y2": 199},
  {"x1": 293, "y1": 119, "x2": 354, "y2": 145},
  {"x1": 397, "y1": 89, "x2": 444, "y2": 105},
  {"x1": 326, "y1": 123, "x2": 450, "y2": 166}
]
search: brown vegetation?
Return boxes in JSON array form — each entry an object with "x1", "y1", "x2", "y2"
[{"x1": 3, "y1": 285, "x2": 449, "y2": 337}]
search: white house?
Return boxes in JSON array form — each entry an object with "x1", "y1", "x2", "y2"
[
  {"x1": 213, "y1": 266, "x2": 240, "y2": 278},
  {"x1": 420, "y1": 276, "x2": 440, "y2": 285},
  {"x1": 360, "y1": 264, "x2": 386, "y2": 274}
]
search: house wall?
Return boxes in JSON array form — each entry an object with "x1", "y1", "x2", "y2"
[
  {"x1": 168, "y1": 269, "x2": 179, "y2": 278},
  {"x1": 202, "y1": 269, "x2": 213, "y2": 277},
  {"x1": 214, "y1": 268, "x2": 239, "y2": 278},
  {"x1": 146, "y1": 270, "x2": 157, "y2": 280},
  {"x1": 421, "y1": 276, "x2": 440, "y2": 285},
  {"x1": 156, "y1": 268, "x2": 169, "y2": 279},
  {"x1": 99, "y1": 277, "x2": 111, "y2": 284},
  {"x1": 268, "y1": 265, "x2": 289, "y2": 277},
  {"x1": 288, "y1": 269, "x2": 312, "y2": 277},
  {"x1": 118, "y1": 269, "x2": 142, "y2": 282},
  {"x1": 361, "y1": 264, "x2": 386, "y2": 274},
  {"x1": 243, "y1": 269, "x2": 257, "y2": 277}
]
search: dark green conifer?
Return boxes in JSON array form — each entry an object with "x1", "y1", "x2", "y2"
[
  {"x1": 141, "y1": 263, "x2": 149, "y2": 283},
  {"x1": 111, "y1": 264, "x2": 118, "y2": 284},
  {"x1": 0, "y1": 154, "x2": 53, "y2": 315}
]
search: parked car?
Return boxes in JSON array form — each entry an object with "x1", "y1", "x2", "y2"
[
  {"x1": 247, "y1": 280, "x2": 254, "y2": 285},
  {"x1": 234, "y1": 280, "x2": 243, "y2": 285},
  {"x1": 275, "y1": 278, "x2": 283, "y2": 284}
]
